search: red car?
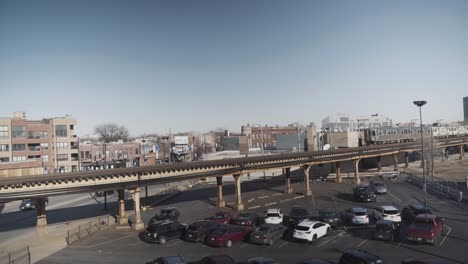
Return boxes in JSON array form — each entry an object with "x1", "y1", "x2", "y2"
[
  {"x1": 406, "y1": 214, "x2": 445, "y2": 245},
  {"x1": 231, "y1": 212, "x2": 258, "y2": 228},
  {"x1": 206, "y1": 225, "x2": 251, "y2": 247},
  {"x1": 209, "y1": 211, "x2": 233, "y2": 224}
]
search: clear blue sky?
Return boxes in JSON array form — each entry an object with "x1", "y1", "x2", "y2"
[{"x1": 1, "y1": 0, "x2": 467, "y2": 136}]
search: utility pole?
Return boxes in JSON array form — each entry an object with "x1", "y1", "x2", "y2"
[{"x1": 413, "y1": 100, "x2": 428, "y2": 209}]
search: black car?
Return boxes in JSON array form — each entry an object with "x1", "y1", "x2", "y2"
[
  {"x1": 373, "y1": 220, "x2": 399, "y2": 241},
  {"x1": 142, "y1": 221, "x2": 186, "y2": 244},
  {"x1": 188, "y1": 255, "x2": 236, "y2": 264},
  {"x1": 150, "y1": 207, "x2": 181, "y2": 224},
  {"x1": 288, "y1": 206, "x2": 310, "y2": 227},
  {"x1": 152, "y1": 256, "x2": 186, "y2": 264},
  {"x1": 19, "y1": 198, "x2": 48, "y2": 211},
  {"x1": 353, "y1": 185, "x2": 377, "y2": 202},
  {"x1": 185, "y1": 220, "x2": 221, "y2": 242},
  {"x1": 402, "y1": 204, "x2": 432, "y2": 223},
  {"x1": 339, "y1": 250, "x2": 383, "y2": 264},
  {"x1": 319, "y1": 209, "x2": 340, "y2": 227},
  {"x1": 238, "y1": 258, "x2": 279, "y2": 264},
  {"x1": 401, "y1": 259, "x2": 449, "y2": 264}
]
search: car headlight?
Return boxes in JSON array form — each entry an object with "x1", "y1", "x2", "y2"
[{"x1": 153, "y1": 233, "x2": 158, "y2": 238}]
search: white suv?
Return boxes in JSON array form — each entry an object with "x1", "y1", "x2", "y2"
[
  {"x1": 264, "y1": 209, "x2": 283, "y2": 224},
  {"x1": 293, "y1": 220, "x2": 331, "y2": 243},
  {"x1": 373, "y1": 205, "x2": 401, "y2": 222}
]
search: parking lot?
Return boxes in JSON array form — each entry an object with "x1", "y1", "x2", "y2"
[{"x1": 39, "y1": 174, "x2": 468, "y2": 264}]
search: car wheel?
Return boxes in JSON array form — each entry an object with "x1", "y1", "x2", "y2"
[
  {"x1": 226, "y1": 240, "x2": 233, "y2": 248},
  {"x1": 326, "y1": 227, "x2": 331, "y2": 236},
  {"x1": 433, "y1": 235, "x2": 438, "y2": 246},
  {"x1": 390, "y1": 234, "x2": 394, "y2": 242},
  {"x1": 268, "y1": 239, "x2": 274, "y2": 246},
  {"x1": 310, "y1": 234, "x2": 317, "y2": 244},
  {"x1": 200, "y1": 234, "x2": 206, "y2": 243},
  {"x1": 158, "y1": 236, "x2": 167, "y2": 245}
]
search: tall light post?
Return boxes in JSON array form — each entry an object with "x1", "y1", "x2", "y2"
[{"x1": 413, "y1": 100, "x2": 427, "y2": 209}]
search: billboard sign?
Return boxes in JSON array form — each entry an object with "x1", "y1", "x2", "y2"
[{"x1": 174, "y1": 136, "x2": 189, "y2": 145}]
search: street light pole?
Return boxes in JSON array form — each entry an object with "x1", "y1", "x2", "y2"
[{"x1": 413, "y1": 100, "x2": 428, "y2": 209}]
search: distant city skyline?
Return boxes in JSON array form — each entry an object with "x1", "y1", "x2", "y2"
[{"x1": 1, "y1": 1, "x2": 467, "y2": 136}]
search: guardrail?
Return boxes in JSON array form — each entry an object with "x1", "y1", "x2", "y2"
[
  {"x1": 0, "y1": 246, "x2": 31, "y2": 264},
  {"x1": 66, "y1": 215, "x2": 111, "y2": 246},
  {"x1": 403, "y1": 172, "x2": 464, "y2": 202}
]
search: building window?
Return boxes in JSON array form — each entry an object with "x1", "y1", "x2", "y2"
[
  {"x1": 42, "y1": 155, "x2": 49, "y2": 162},
  {"x1": 28, "y1": 131, "x2": 36, "y2": 139},
  {"x1": 40, "y1": 131, "x2": 48, "y2": 138},
  {"x1": 0, "y1": 144, "x2": 9, "y2": 152},
  {"x1": 12, "y1": 126, "x2": 26, "y2": 138},
  {"x1": 12, "y1": 144, "x2": 26, "y2": 151},
  {"x1": 135, "y1": 148, "x2": 139, "y2": 155},
  {"x1": 85, "y1": 151, "x2": 90, "y2": 159},
  {"x1": 56, "y1": 142, "x2": 68, "y2": 149},
  {"x1": 12, "y1": 156, "x2": 27, "y2": 162},
  {"x1": 57, "y1": 154, "x2": 68, "y2": 161},
  {"x1": 80, "y1": 151, "x2": 84, "y2": 159},
  {"x1": 55, "y1": 125, "x2": 67, "y2": 137},
  {"x1": 0, "y1": 157, "x2": 9, "y2": 162},
  {"x1": 40, "y1": 143, "x2": 48, "y2": 149},
  {"x1": 95, "y1": 150, "x2": 100, "y2": 159},
  {"x1": 105, "y1": 150, "x2": 109, "y2": 157},
  {"x1": 0, "y1": 126, "x2": 8, "y2": 138}
]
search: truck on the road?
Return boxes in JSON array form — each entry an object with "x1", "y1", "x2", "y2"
[{"x1": 405, "y1": 214, "x2": 444, "y2": 245}]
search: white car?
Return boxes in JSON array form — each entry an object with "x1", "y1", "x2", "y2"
[
  {"x1": 293, "y1": 220, "x2": 331, "y2": 243},
  {"x1": 373, "y1": 205, "x2": 401, "y2": 222},
  {"x1": 345, "y1": 207, "x2": 370, "y2": 225},
  {"x1": 264, "y1": 209, "x2": 283, "y2": 225}
]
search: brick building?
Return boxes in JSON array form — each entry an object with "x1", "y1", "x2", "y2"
[
  {"x1": 78, "y1": 141, "x2": 141, "y2": 170},
  {"x1": 0, "y1": 112, "x2": 79, "y2": 174},
  {"x1": 241, "y1": 124, "x2": 303, "y2": 149}
]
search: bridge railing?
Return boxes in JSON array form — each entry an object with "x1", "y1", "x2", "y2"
[
  {"x1": 66, "y1": 215, "x2": 111, "y2": 246},
  {"x1": 0, "y1": 246, "x2": 31, "y2": 264}
]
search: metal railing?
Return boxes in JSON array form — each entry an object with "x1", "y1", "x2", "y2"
[
  {"x1": 403, "y1": 172, "x2": 464, "y2": 202},
  {"x1": 66, "y1": 215, "x2": 111, "y2": 246},
  {"x1": 0, "y1": 246, "x2": 31, "y2": 264}
]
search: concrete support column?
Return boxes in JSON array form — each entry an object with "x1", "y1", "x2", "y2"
[
  {"x1": 460, "y1": 145, "x2": 465, "y2": 160},
  {"x1": 284, "y1": 167, "x2": 293, "y2": 194},
  {"x1": 130, "y1": 187, "x2": 144, "y2": 231},
  {"x1": 441, "y1": 148, "x2": 447, "y2": 162},
  {"x1": 303, "y1": 165, "x2": 312, "y2": 196},
  {"x1": 117, "y1": 189, "x2": 128, "y2": 225},
  {"x1": 404, "y1": 152, "x2": 409, "y2": 168},
  {"x1": 353, "y1": 159, "x2": 361, "y2": 184},
  {"x1": 376, "y1": 156, "x2": 382, "y2": 172},
  {"x1": 233, "y1": 174, "x2": 244, "y2": 211},
  {"x1": 216, "y1": 176, "x2": 226, "y2": 208},
  {"x1": 393, "y1": 154, "x2": 398, "y2": 171},
  {"x1": 335, "y1": 162, "x2": 342, "y2": 183},
  {"x1": 36, "y1": 197, "x2": 47, "y2": 228},
  {"x1": 420, "y1": 151, "x2": 424, "y2": 167}
]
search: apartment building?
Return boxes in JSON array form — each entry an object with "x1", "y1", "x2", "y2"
[
  {"x1": 0, "y1": 112, "x2": 79, "y2": 174},
  {"x1": 241, "y1": 124, "x2": 303, "y2": 149},
  {"x1": 78, "y1": 141, "x2": 141, "y2": 170}
]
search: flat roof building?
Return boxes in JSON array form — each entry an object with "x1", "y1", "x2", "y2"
[
  {"x1": 464, "y1": 96, "x2": 468, "y2": 124},
  {"x1": 0, "y1": 112, "x2": 78, "y2": 175}
]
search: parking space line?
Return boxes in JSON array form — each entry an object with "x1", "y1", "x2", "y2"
[
  {"x1": 440, "y1": 226, "x2": 452, "y2": 246},
  {"x1": 278, "y1": 241, "x2": 288, "y2": 248},
  {"x1": 166, "y1": 240, "x2": 184, "y2": 247},
  {"x1": 265, "y1": 202, "x2": 277, "y2": 206},
  {"x1": 248, "y1": 205, "x2": 260, "y2": 209},
  {"x1": 272, "y1": 193, "x2": 282, "y2": 197},
  {"x1": 131, "y1": 242, "x2": 143, "y2": 246},
  {"x1": 248, "y1": 198, "x2": 255, "y2": 203},
  {"x1": 240, "y1": 243, "x2": 249, "y2": 248},
  {"x1": 69, "y1": 234, "x2": 135, "y2": 249},
  {"x1": 294, "y1": 195, "x2": 304, "y2": 200},
  {"x1": 280, "y1": 198, "x2": 292, "y2": 203},
  {"x1": 387, "y1": 191, "x2": 402, "y2": 202},
  {"x1": 258, "y1": 196, "x2": 270, "y2": 199},
  {"x1": 317, "y1": 232, "x2": 344, "y2": 248},
  {"x1": 356, "y1": 239, "x2": 368, "y2": 248}
]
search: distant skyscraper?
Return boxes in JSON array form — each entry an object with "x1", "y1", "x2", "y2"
[{"x1": 464, "y1": 96, "x2": 468, "y2": 124}]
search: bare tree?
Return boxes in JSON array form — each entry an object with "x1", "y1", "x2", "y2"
[{"x1": 94, "y1": 123, "x2": 129, "y2": 143}]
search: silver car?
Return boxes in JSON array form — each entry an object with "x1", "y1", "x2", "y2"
[
  {"x1": 371, "y1": 181, "x2": 387, "y2": 194},
  {"x1": 249, "y1": 223, "x2": 284, "y2": 246}
]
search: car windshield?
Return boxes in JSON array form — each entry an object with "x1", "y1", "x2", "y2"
[
  {"x1": 290, "y1": 208, "x2": 308, "y2": 216},
  {"x1": 354, "y1": 211, "x2": 366, "y2": 216},
  {"x1": 266, "y1": 213, "x2": 280, "y2": 218},
  {"x1": 210, "y1": 229, "x2": 227, "y2": 236},
  {"x1": 384, "y1": 210, "x2": 399, "y2": 215},
  {"x1": 257, "y1": 226, "x2": 270, "y2": 233},
  {"x1": 295, "y1": 225, "x2": 310, "y2": 231},
  {"x1": 374, "y1": 182, "x2": 384, "y2": 187},
  {"x1": 321, "y1": 211, "x2": 337, "y2": 218},
  {"x1": 415, "y1": 218, "x2": 435, "y2": 227},
  {"x1": 215, "y1": 213, "x2": 228, "y2": 219},
  {"x1": 238, "y1": 213, "x2": 253, "y2": 219},
  {"x1": 376, "y1": 223, "x2": 391, "y2": 231}
]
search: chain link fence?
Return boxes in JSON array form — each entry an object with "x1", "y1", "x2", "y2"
[{"x1": 0, "y1": 247, "x2": 31, "y2": 264}]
